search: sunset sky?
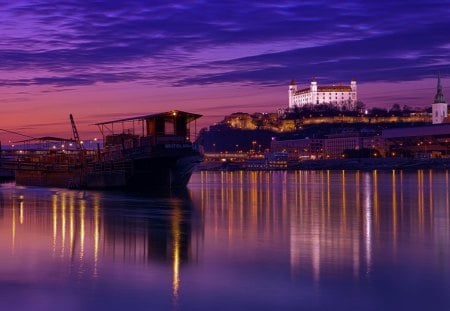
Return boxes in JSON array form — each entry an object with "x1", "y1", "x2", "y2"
[{"x1": 0, "y1": 1, "x2": 449, "y2": 142}]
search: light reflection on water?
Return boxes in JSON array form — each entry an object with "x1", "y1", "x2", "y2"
[{"x1": 0, "y1": 170, "x2": 449, "y2": 310}]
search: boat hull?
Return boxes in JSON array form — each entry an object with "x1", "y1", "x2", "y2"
[
  {"x1": 14, "y1": 152, "x2": 202, "y2": 191},
  {"x1": 84, "y1": 154, "x2": 202, "y2": 190}
]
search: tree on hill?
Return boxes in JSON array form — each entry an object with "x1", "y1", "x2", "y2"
[
  {"x1": 355, "y1": 101, "x2": 366, "y2": 113},
  {"x1": 369, "y1": 107, "x2": 389, "y2": 117},
  {"x1": 389, "y1": 103, "x2": 402, "y2": 116}
]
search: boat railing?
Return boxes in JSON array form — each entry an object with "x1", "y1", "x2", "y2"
[
  {"x1": 5, "y1": 160, "x2": 81, "y2": 172},
  {"x1": 155, "y1": 136, "x2": 186, "y2": 144},
  {"x1": 1, "y1": 151, "x2": 86, "y2": 172},
  {"x1": 87, "y1": 160, "x2": 133, "y2": 173}
]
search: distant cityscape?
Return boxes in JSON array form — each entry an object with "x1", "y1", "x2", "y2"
[
  {"x1": 197, "y1": 76, "x2": 449, "y2": 170},
  {"x1": 1, "y1": 76, "x2": 449, "y2": 173}
]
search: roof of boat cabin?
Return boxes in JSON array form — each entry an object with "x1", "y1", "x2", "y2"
[{"x1": 94, "y1": 110, "x2": 202, "y2": 126}]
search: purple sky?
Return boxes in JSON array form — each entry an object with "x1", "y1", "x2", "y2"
[{"x1": 0, "y1": 1, "x2": 449, "y2": 141}]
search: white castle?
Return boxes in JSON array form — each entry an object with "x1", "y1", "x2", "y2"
[{"x1": 289, "y1": 78, "x2": 357, "y2": 109}]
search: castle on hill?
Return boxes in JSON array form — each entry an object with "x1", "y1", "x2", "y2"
[{"x1": 288, "y1": 78, "x2": 357, "y2": 109}]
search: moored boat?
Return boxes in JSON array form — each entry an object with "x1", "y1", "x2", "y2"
[{"x1": 8, "y1": 110, "x2": 203, "y2": 191}]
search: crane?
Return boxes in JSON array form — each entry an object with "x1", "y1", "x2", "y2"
[{"x1": 69, "y1": 114, "x2": 84, "y2": 151}]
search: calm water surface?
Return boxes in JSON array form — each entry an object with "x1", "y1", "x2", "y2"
[{"x1": 0, "y1": 170, "x2": 449, "y2": 310}]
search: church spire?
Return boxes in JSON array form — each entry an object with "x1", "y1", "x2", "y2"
[{"x1": 434, "y1": 74, "x2": 447, "y2": 104}]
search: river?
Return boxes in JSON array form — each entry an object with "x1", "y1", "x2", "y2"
[{"x1": 0, "y1": 170, "x2": 449, "y2": 310}]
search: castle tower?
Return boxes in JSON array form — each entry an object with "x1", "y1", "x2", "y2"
[
  {"x1": 310, "y1": 78, "x2": 317, "y2": 92},
  {"x1": 432, "y1": 75, "x2": 448, "y2": 124},
  {"x1": 310, "y1": 78, "x2": 317, "y2": 104},
  {"x1": 351, "y1": 78, "x2": 357, "y2": 92},
  {"x1": 350, "y1": 78, "x2": 357, "y2": 106},
  {"x1": 289, "y1": 79, "x2": 297, "y2": 108}
]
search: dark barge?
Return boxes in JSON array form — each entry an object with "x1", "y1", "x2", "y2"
[{"x1": 6, "y1": 110, "x2": 203, "y2": 191}]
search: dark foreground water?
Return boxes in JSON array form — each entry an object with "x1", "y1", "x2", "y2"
[{"x1": 0, "y1": 170, "x2": 450, "y2": 310}]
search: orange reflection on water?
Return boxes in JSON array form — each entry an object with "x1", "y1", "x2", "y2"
[
  {"x1": 1, "y1": 169, "x2": 449, "y2": 302},
  {"x1": 79, "y1": 199, "x2": 86, "y2": 264},
  {"x1": 61, "y1": 193, "x2": 66, "y2": 257},
  {"x1": 52, "y1": 194, "x2": 57, "y2": 255},
  {"x1": 372, "y1": 170, "x2": 379, "y2": 230},
  {"x1": 195, "y1": 170, "x2": 450, "y2": 285},
  {"x1": 0, "y1": 188, "x2": 196, "y2": 278},
  {"x1": 353, "y1": 171, "x2": 361, "y2": 279},
  {"x1": 363, "y1": 172, "x2": 373, "y2": 274},
  {"x1": 429, "y1": 170, "x2": 433, "y2": 227},
  {"x1": 392, "y1": 170, "x2": 397, "y2": 250},
  {"x1": 417, "y1": 170, "x2": 425, "y2": 233},
  {"x1": 69, "y1": 195, "x2": 74, "y2": 258},
  {"x1": 341, "y1": 170, "x2": 347, "y2": 231},
  {"x1": 171, "y1": 204, "x2": 182, "y2": 305},
  {"x1": 93, "y1": 194, "x2": 100, "y2": 276},
  {"x1": 19, "y1": 199, "x2": 24, "y2": 225},
  {"x1": 11, "y1": 195, "x2": 16, "y2": 252},
  {"x1": 445, "y1": 171, "x2": 450, "y2": 254}
]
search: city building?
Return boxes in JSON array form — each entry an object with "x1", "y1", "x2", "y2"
[
  {"x1": 271, "y1": 132, "x2": 384, "y2": 160},
  {"x1": 432, "y1": 75, "x2": 448, "y2": 124},
  {"x1": 288, "y1": 78, "x2": 357, "y2": 109},
  {"x1": 383, "y1": 123, "x2": 450, "y2": 158}
]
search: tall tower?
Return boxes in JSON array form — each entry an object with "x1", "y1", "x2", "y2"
[
  {"x1": 289, "y1": 79, "x2": 297, "y2": 108},
  {"x1": 310, "y1": 78, "x2": 317, "y2": 105},
  {"x1": 350, "y1": 78, "x2": 357, "y2": 92},
  {"x1": 350, "y1": 78, "x2": 357, "y2": 104},
  {"x1": 432, "y1": 75, "x2": 448, "y2": 124}
]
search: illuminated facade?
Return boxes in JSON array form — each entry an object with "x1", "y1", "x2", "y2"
[
  {"x1": 289, "y1": 78, "x2": 357, "y2": 109},
  {"x1": 382, "y1": 123, "x2": 450, "y2": 157},
  {"x1": 271, "y1": 133, "x2": 385, "y2": 159}
]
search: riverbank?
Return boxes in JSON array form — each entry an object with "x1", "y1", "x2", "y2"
[
  {"x1": 298, "y1": 158, "x2": 450, "y2": 170},
  {"x1": 197, "y1": 158, "x2": 450, "y2": 171}
]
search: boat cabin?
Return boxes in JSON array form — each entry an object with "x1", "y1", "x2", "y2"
[{"x1": 95, "y1": 110, "x2": 202, "y2": 148}]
